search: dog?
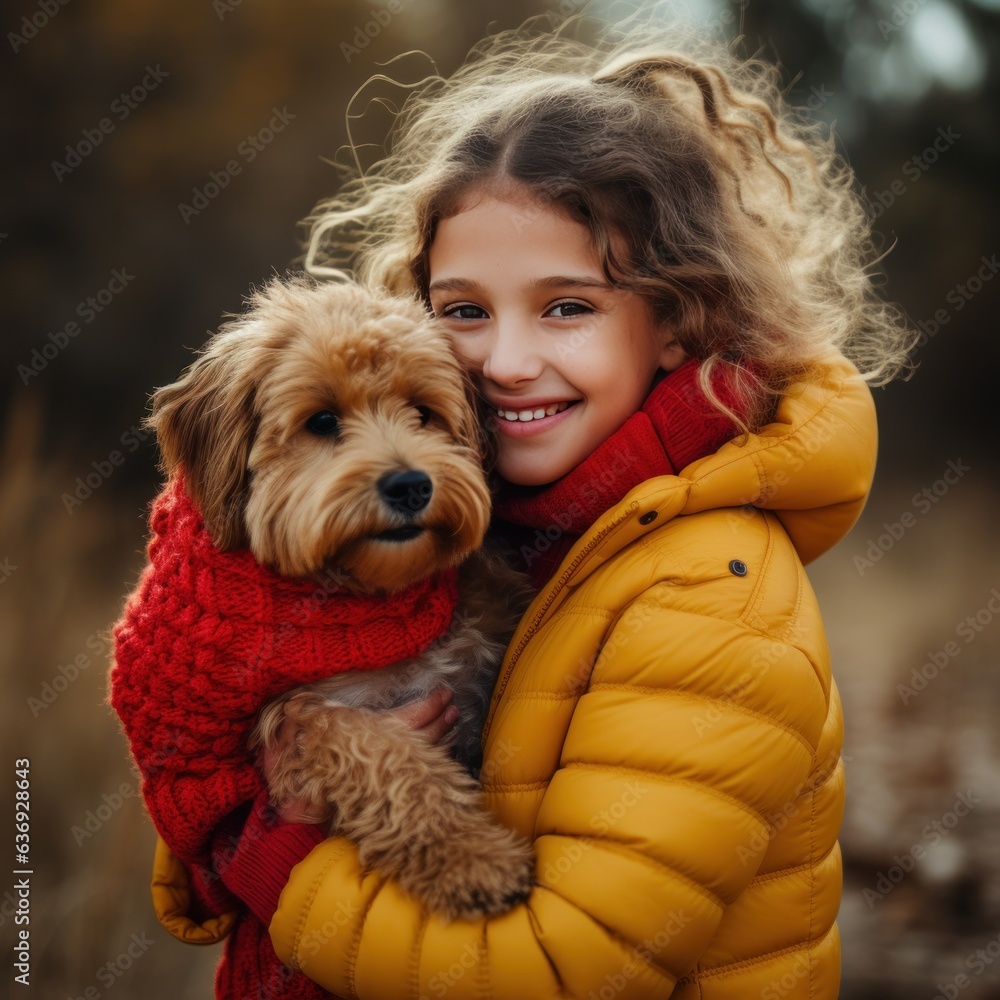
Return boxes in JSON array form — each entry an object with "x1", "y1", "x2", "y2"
[{"x1": 139, "y1": 274, "x2": 535, "y2": 921}]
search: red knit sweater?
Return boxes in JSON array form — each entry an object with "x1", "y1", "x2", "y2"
[{"x1": 109, "y1": 476, "x2": 460, "y2": 1000}]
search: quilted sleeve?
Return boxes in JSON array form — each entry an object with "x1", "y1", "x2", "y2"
[
  {"x1": 151, "y1": 834, "x2": 240, "y2": 945},
  {"x1": 524, "y1": 595, "x2": 829, "y2": 992}
]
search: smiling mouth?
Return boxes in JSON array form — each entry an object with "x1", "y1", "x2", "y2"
[{"x1": 494, "y1": 400, "x2": 578, "y2": 423}]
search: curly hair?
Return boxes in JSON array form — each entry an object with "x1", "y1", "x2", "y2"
[{"x1": 303, "y1": 9, "x2": 915, "y2": 430}]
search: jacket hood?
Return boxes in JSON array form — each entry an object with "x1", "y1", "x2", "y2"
[{"x1": 551, "y1": 352, "x2": 878, "y2": 591}]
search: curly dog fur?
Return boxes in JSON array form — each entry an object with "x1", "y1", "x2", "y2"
[{"x1": 149, "y1": 274, "x2": 535, "y2": 920}]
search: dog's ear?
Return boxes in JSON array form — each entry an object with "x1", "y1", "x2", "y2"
[{"x1": 148, "y1": 319, "x2": 267, "y2": 549}]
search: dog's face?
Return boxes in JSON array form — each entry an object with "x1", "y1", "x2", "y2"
[{"x1": 149, "y1": 276, "x2": 491, "y2": 594}]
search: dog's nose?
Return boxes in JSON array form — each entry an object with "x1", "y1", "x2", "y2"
[{"x1": 377, "y1": 470, "x2": 433, "y2": 515}]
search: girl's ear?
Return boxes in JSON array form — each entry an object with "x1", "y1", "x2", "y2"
[
  {"x1": 658, "y1": 328, "x2": 687, "y2": 372},
  {"x1": 147, "y1": 321, "x2": 267, "y2": 549}
]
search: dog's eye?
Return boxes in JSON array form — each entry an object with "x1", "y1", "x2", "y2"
[
  {"x1": 306, "y1": 411, "x2": 340, "y2": 436},
  {"x1": 415, "y1": 405, "x2": 432, "y2": 427}
]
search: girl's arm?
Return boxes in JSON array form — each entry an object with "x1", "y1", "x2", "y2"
[{"x1": 267, "y1": 574, "x2": 836, "y2": 999}]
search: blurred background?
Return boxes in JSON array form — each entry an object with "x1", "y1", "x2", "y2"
[{"x1": 2, "y1": 0, "x2": 998, "y2": 996}]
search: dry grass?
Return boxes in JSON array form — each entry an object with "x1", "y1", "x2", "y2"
[{"x1": 2, "y1": 395, "x2": 218, "y2": 998}]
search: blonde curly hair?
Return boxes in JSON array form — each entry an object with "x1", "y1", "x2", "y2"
[{"x1": 304, "y1": 9, "x2": 915, "y2": 430}]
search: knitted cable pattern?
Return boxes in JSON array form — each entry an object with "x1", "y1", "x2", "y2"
[{"x1": 109, "y1": 476, "x2": 459, "y2": 868}]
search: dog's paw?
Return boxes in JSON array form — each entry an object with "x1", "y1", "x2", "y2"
[{"x1": 395, "y1": 818, "x2": 535, "y2": 921}]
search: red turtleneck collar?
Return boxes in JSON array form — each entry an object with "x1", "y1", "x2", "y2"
[{"x1": 493, "y1": 358, "x2": 756, "y2": 586}]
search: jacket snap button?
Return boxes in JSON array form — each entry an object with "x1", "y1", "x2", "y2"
[
  {"x1": 639, "y1": 511, "x2": 658, "y2": 525},
  {"x1": 729, "y1": 559, "x2": 748, "y2": 577}
]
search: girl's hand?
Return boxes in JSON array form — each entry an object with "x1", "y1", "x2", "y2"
[
  {"x1": 392, "y1": 687, "x2": 461, "y2": 744},
  {"x1": 264, "y1": 689, "x2": 461, "y2": 824}
]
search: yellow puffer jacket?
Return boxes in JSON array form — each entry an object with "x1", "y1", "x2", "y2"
[{"x1": 153, "y1": 352, "x2": 876, "y2": 999}]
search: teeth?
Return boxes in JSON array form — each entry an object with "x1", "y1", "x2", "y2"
[{"x1": 497, "y1": 401, "x2": 571, "y2": 423}]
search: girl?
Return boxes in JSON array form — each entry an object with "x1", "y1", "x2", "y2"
[{"x1": 150, "y1": 10, "x2": 912, "y2": 999}]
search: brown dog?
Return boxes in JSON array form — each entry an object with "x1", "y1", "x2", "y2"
[{"x1": 148, "y1": 274, "x2": 535, "y2": 920}]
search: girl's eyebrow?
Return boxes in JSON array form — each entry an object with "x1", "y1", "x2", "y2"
[{"x1": 428, "y1": 275, "x2": 613, "y2": 295}]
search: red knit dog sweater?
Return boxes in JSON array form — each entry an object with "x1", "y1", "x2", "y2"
[{"x1": 110, "y1": 477, "x2": 460, "y2": 998}]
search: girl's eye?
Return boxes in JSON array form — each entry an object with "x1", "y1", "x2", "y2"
[
  {"x1": 547, "y1": 301, "x2": 592, "y2": 318},
  {"x1": 415, "y1": 405, "x2": 432, "y2": 426},
  {"x1": 306, "y1": 410, "x2": 340, "y2": 436},
  {"x1": 441, "y1": 303, "x2": 488, "y2": 321}
]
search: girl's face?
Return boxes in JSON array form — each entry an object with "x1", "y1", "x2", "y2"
[{"x1": 428, "y1": 188, "x2": 685, "y2": 486}]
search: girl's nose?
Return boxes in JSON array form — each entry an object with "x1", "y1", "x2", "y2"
[{"x1": 481, "y1": 319, "x2": 544, "y2": 386}]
